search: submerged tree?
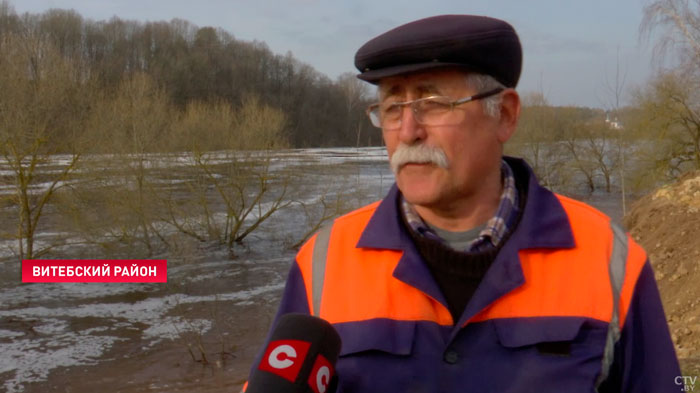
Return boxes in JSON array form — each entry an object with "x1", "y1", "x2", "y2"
[
  {"x1": 508, "y1": 92, "x2": 565, "y2": 189},
  {"x1": 87, "y1": 72, "x2": 173, "y2": 255},
  {"x1": 167, "y1": 96, "x2": 291, "y2": 256},
  {"x1": 0, "y1": 32, "x2": 90, "y2": 259}
]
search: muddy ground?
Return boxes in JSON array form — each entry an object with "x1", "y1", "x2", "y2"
[
  {"x1": 14, "y1": 300, "x2": 277, "y2": 393},
  {"x1": 11, "y1": 300, "x2": 274, "y2": 393},
  {"x1": 624, "y1": 170, "x2": 700, "y2": 375},
  {"x1": 0, "y1": 251, "x2": 290, "y2": 393}
]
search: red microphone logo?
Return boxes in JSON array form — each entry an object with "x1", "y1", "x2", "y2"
[
  {"x1": 308, "y1": 354, "x2": 334, "y2": 393},
  {"x1": 258, "y1": 339, "x2": 311, "y2": 382}
]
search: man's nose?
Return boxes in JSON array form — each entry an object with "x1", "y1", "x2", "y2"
[{"x1": 397, "y1": 105, "x2": 427, "y2": 144}]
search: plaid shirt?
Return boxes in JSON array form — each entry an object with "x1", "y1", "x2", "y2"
[{"x1": 401, "y1": 160, "x2": 519, "y2": 253}]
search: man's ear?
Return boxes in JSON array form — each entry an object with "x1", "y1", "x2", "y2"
[{"x1": 495, "y1": 89, "x2": 520, "y2": 144}]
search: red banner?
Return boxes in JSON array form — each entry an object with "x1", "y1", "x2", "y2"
[{"x1": 21, "y1": 259, "x2": 167, "y2": 283}]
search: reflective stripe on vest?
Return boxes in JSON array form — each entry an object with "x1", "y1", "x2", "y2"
[
  {"x1": 311, "y1": 224, "x2": 333, "y2": 316},
  {"x1": 595, "y1": 222, "x2": 629, "y2": 390},
  {"x1": 309, "y1": 222, "x2": 630, "y2": 386}
]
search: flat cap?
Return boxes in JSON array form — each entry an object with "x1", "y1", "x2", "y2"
[{"x1": 354, "y1": 15, "x2": 522, "y2": 87}]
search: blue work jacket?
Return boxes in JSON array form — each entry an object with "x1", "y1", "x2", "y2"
[{"x1": 255, "y1": 158, "x2": 680, "y2": 393}]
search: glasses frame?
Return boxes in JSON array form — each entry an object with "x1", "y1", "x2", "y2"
[{"x1": 366, "y1": 87, "x2": 505, "y2": 129}]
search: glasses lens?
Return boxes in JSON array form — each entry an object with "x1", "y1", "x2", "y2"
[
  {"x1": 379, "y1": 102, "x2": 402, "y2": 129},
  {"x1": 367, "y1": 106, "x2": 382, "y2": 128},
  {"x1": 367, "y1": 94, "x2": 474, "y2": 129},
  {"x1": 415, "y1": 97, "x2": 452, "y2": 125}
]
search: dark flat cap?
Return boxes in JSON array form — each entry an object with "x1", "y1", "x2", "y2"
[{"x1": 355, "y1": 15, "x2": 522, "y2": 87}]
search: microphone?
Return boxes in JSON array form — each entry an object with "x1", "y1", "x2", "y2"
[{"x1": 246, "y1": 313, "x2": 342, "y2": 393}]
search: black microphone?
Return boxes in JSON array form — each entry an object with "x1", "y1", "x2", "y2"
[{"x1": 246, "y1": 313, "x2": 342, "y2": 393}]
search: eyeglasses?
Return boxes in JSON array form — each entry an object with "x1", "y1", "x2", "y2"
[{"x1": 366, "y1": 87, "x2": 504, "y2": 130}]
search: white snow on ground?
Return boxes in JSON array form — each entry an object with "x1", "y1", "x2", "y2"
[
  {"x1": 0, "y1": 329, "x2": 23, "y2": 339},
  {"x1": 0, "y1": 282, "x2": 284, "y2": 392},
  {"x1": 0, "y1": 282, "x2": 152, "y2": 309},
  {"x1": 0, "y1": 333, "x2": 126, "y2": 393}
]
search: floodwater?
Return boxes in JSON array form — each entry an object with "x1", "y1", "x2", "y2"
[
  {"x1": 0, "y1": 147, "x2": 392, "y2": 393},
  {"x1": 0, "y1": 147, "x2": 626, "y2": 393}
]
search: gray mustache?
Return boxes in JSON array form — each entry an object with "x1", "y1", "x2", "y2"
[{"x1": 390, "y1": 143, "x2": 449, "y2": 174}]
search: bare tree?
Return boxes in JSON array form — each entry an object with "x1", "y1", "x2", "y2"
[
  {"x1": 632, "y1": 70, "x2": 700, "y2": 178},
  {"x1": 79, "y1": 72, "x2": 173, "y2": 255},
  {"x1": 337, "y1": 72, "x2": 372, "y2": 147},
  {"x1": 0, "y1": 1, "x2": 19, "y2": 36},
  {"x1": 0, "y1": 32, "x2": 89, "y2": 259},
  {"x1": 562, "y1": 122, "x2": 620, "y2": 193},
  {"x1": 641, "y1": 0, "x2": 700, "y2": 66},
  {"x1": 507, "y1": 92, "x2": 565, "y2": 189},
  {"x1": 627, "y1": 0, "x2": 700, "y2": 191},
  {"x1": 599, "y1": 47, "x2": 629, "y2": 206},
  {"x1": 164, "y1": 96, "x2": 291, "y2": 257},
  {"x1": 560, "y1": 126, "x2": 599, "y2": 194}
]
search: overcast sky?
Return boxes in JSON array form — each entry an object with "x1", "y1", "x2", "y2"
[{"x1": 11, "y1": 0, "x2": 665, "y2": 108}]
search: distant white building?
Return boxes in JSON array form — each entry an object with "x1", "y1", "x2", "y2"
[{"x1": 605, "y1": 111, "x2": 624, "y2": 130}]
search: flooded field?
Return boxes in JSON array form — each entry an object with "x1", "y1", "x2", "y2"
[
  {"x1": 0, "y1": 147, "x2": 626, "y2": 392},
  {"x1": 0, "y1": 147, "x2": 393, "y2": 393}
]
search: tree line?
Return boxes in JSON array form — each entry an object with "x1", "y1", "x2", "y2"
[
  {"x1": 0, "y1": 0, "x2": 371, "y2": 260},
  {"x1": 0, "y1": 0, "x2": 376, "y2": 151},
  {"x1": 509, "y1": 0, "x2": 700, "y2": 196}
]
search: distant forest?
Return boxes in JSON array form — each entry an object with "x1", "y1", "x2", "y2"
[
  {"x1": 0, "y1": 1, "x2": 658, "y2": 155},
  {"x1": 0, "y1": 1, "x2": 377, "y2": 149}
]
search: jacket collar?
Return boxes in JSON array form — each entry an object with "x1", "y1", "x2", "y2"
[
  {"x1": 504, "y1": 156, "x2": 575, "y2": 250},
  {"x1": 356, "y1": 184, "x2": 448, "y2": 304},
  {"x1": 357, "y1": 184, "x2": 405, "y2": 250},
  {"x1": 357, "y1": 157, "x2": 575, "y2": 252}
]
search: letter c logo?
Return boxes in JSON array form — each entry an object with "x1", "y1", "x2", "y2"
[
  {"x1": 315, "y1": 365, "x2": 330, "y2": 393},
  {"x1": 259, "y1": 340, "x2": 310, "y2": 382},
  {"x1": 308, "y1": 354, "x2": 334, "y2": 393},
  {"x1": 268, "y1": 344, "x2": 297, "y2": 369}
]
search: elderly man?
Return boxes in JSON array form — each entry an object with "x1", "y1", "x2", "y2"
[{"x1": 249, "y1": 15, "x2": 680, "y2": 392}]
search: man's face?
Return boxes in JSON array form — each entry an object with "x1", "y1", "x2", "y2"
[{"x1": 379, "y1": 69, "x2": 512, "y2": 213}]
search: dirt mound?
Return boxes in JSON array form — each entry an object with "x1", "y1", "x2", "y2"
[{"x1": 624, "y1": 170, "x2": 700, "y2": 368}]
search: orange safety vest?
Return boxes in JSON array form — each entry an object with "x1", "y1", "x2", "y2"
[{"x1": 296, "y1": 194, "x2": 646, "y2": 388}]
